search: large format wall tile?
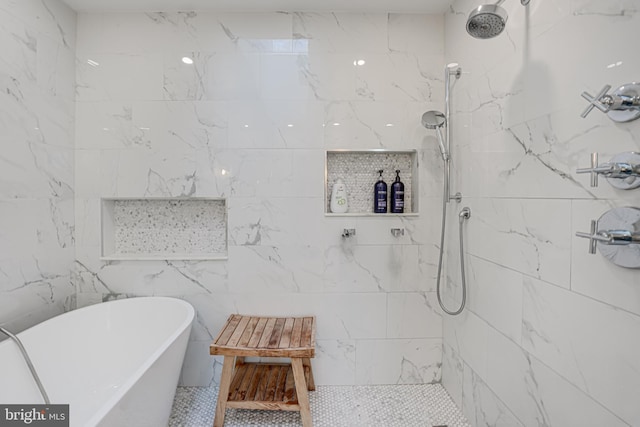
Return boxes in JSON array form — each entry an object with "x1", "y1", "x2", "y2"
[
  {"x1": 0, "y1": 0, "x2": 76, "y2": 332},
  {"x1": 74, "y1": 11, "x2": 445, "y2": 386},
  {"x1": 444, "y1": 0, "x2": 640, "y2": 424}
]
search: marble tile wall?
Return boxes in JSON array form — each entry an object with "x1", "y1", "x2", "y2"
[
  {"x1": 0, "y1": 0, "x2": 76, "y2": 333},
  {"x1": 74, "y1": 11, "x2": 447, "y2": 386},
  {"x1": 443, "y1": 0, "x2": 640, "y2": 426}
]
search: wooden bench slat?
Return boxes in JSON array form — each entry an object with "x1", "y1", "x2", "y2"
[
  {"x1": 247, "y1": 317, "x2": 268, "y2": 349},
  {"x1": 290, "y1": 318, "x2": 303, "y2": 348},
  {"x1": 235, "y1": 363, "x2": 256, "y2": 401},
  {"x1": 301, "y1": 317, "x2": 314, "y2": 348},
  {"x1": 254, "y1": 364, "x2": 273, "y2": 402},
  {"x1": 228, "y1": 362, "x2": 249, "y2": 401},
  {"x1": 263, "y1": 365, "x2": 282, "y2": 402},
  {"x1": 279, "y1": 318, "x2": 295, "y2": 349},
  {"x1": 283, "y1": 367, "x2": 296, "y2": 403},
  {"x1": 214, "y1": 314, "x2": 242, "y2": 347},
  {"x1": 258, "y1": 318, "x2": 277, "y2": 348},
  {"x1": 267, "y1": 318, "x2": 286, "y2": 349},
  {"x1": 273, "y1": 365, "x2": 288, "y2": 402},
  {"x1": 237, "y1": 317, "x2": 260, "y2": 348},
  {"x1": 244, "y1": 364, "x2": 264, "y2": 401},
  {"x1": 227, "y1": 315, "x2": 251, "y2": 347}
]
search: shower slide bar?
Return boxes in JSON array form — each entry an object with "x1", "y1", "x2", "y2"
[{"x1": 0, "y1": 326, "x2": 51, "y2": 404}]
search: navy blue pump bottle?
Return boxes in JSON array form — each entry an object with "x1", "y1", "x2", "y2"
[
  {"x1": 374, "y1": 169, "x2": 387, "y2": 213},
  {"x1": 391, "y1": 169, "x2": 405, "y2": 213}
]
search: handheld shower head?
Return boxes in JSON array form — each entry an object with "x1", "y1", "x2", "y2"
[
  {"x1": 421, "y1": 111, "x2": 449, "y2": 161},
  {"x1": 421, "y1": 110, "x2": 446, "y2": 130},
  {"x1": 466, "y1": 4, "x2": 508, "y2": 39}
]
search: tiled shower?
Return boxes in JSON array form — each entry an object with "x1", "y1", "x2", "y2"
[{"x1": 1, "y1": 0, "x2": 639, "y2": 426}]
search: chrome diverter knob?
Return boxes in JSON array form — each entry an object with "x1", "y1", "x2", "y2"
[{"x1": 575, "y1": 207, "x2": 640, "y2": 268}]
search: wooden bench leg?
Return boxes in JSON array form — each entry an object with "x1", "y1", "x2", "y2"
[
  {"x1": 303, "y1": 358, "x2": 315, "y2": 391},
  {"x1": 213, "y1": 356, "x2": 235, "y2": 427},
  {"x1": 291, "y1": 358, "x2": 313, "y2": 427}
]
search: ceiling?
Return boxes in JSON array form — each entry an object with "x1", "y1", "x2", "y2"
[{"x1": 61, "y1": 0, "x2": 455, "y2": 13}]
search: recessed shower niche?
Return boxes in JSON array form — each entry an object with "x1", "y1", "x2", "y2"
[
  {"x1": 325, "y1": 150, "x2": 418, "y2": 216},
  {"x1": 100, "y1": 198, "x2": 227, "y2": 260}
]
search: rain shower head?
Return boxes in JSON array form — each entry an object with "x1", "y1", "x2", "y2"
[
  {"x1": 421, "y1": 111, "x2": 449, "y2": 161},
  {"x1": 466, "y1": 4, "x2": 508, "y2": 39},
  {"x1": 466, "y1": 0, "x2": 531, "y2": 39}
]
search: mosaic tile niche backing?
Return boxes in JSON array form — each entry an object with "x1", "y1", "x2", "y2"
[
  {"x1": 326, "y1": 151, "x2": 416, "y2": 214},
  {"x1": 102, "y1": 199, "x2": 227, "y2": 259}
]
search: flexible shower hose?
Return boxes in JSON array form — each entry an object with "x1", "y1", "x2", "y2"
[{"x1": 435, "y1": 169, "x2": 469, "y2": 316}]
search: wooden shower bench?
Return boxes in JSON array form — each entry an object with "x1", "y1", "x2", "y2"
[{"x1": 210, "y1": 314, "x2": 316, "y2": 427}]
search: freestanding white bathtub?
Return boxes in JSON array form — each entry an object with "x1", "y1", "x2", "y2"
[{"x1": 0, "y1": 297, "x2": 194, "y2": 427}]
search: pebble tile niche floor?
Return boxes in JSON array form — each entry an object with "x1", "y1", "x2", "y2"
[
  {"x1": 109, "y1": 199, "x2": 227, "y2": 257},
  {"x1": 169, "y1": 384, "x2": 471, "y2": 427},
  {"x1": 326, "y1": 152, "x2": 415, "y2": 214}
]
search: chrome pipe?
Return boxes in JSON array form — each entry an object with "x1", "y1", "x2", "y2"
[
  {"x1": 444, "y1": 63, "x2": 461, "y2": 202},
  {"x1": 0, "y1": 327, "x2": 50, "y2": 404}
]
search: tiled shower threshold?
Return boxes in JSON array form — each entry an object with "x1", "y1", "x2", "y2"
[{"x1": 169, "y1": 383, "x2": 471, "y2": 427}]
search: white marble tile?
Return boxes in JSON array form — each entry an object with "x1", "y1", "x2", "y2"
[
  {"x1": 387, "y1": 292, "x2": 442, "y2": 338},
  {"x1": 442, "y1": 343, "x2": 464, "y2": 407},
  {"x1": 75, "y1": 101, "x2": 136, "y2": 150},
  {"x1": 324, "y1": 101, "x2": 432, "y2": 149},
  {"x1": 260, "y1": 54, "x2": 316, "y2": 100},
  {"x1": 466, "y1": 256, "x2": 523, "y2": 342},
  {"x1": 486, "y1": 329, "x2": 628, "y2": 427},
  {"x1": 200, "y1": 53, "x2": 261, "y2": 101},
  {"x1": 293, "y1": 13, "x2": 389, "y2": 54},
  {"x1": 522, "y1": 276, "x2": 640, "y2": 426},
  {"x1": 76, "y1": 53, "x2": 164, "y2": 102},
  {"x1": 220, "y1": 149, "x2": 324, "y2": 198},
  {"x1": 388, "y1": 14, "x2": 444, "y2": 55},
  {"x1": 228, "y1": 292, "x2": 388, "y2": 341},
  {"x1": 301, "y1": 53, "x2": 357, "y2": 101},
  {"x1": 131, "y1": 101, "x2": 228, "y2": 151},
  {"x1": 179, "y1": 340, "x2": 217, "y2": 387},
  {"x1": 226, "y1": 101, "x2": 325, "y2": 149},
  {"x1": 76, "y1": 12, "x2": 167, "y2": 55},
  {"x1": 313, "y1": 339, "x2": 357, "y2": 386},
  {"x1": 466, "y1": 197, "x2": 572, "y2": 288},
  {"x1": 325, "y1": 244, "x2": 423, "y2": 293},
  {"x1": 228, "y1": 197, "x2": 325, "y2": 247},
  {"x1": 442, "y1": 310, "x2": 489, "y2": 380},
  {"x1": 355, "y1": 338, "x2": 442, "y2": 385},
  {"x1": 227, "y1": 245, "x2": 324, "y2": 293},
  {"x1": 462, "y1": 363, "x2": 525, "y2": 427}
]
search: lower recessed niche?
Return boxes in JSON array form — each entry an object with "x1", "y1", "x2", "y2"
[{"x1": 101, "y1": 198, "x2": 227, "y2": 260}]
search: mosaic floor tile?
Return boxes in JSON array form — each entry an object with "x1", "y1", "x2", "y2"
[{"x1": 169, "y1": 384, "x2": 471, "y2": 427}]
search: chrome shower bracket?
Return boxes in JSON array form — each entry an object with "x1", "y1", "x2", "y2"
[
  {"x1": 576, "y1": 152, "x2": 640, "y2": 190},
  {"x1": 581, "y1": 82, "x2": 640, "y2": 122},
  {"x1": 576, "y1": 206, "x2": 640, "y2": 268}
]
